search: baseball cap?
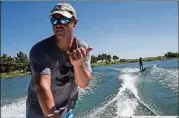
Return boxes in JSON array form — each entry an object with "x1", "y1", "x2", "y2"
[{"x1": 50, "y1": 3, "x2": 77, "y2": 19}]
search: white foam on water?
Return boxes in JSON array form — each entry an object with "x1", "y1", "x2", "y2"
[
  {"x1": 109, "y1": 67, "x2": 121, "y2": 71},
  {"x1": 1, "y1": 73, "x2": 100, "y2": 118},
  {"x1": 116, "y1": 98, "x2": 138, "y2": 117},
  {"x1": 151, "y1": 66, "x2": 178, "y2": 92},
  {"x1": 78, "y1": 87, "x2": 90, "y2": 100},
  {"x1": 119, "y1": 67, "x2": 140, "y2": 73},
  {"x1": 78, "y1": 66, "x2": 162, "y2": 118},
  {"x1": 78, "y1": 68, "x2": 141, "y2": 118},
  {"x1": 1, "y1": 97, "x2": 27, "y2": 118},
  {"x1": 116, "y1": 73, "x2": 140, "y2": 117},
  {"x1": 78, "y1": 72, "x2": 105, "y2": 100},
  {"x1": 1, "y1": 88, "x2": 90, "y2": 118},
  {"x1": 1, "y1": 89, "x2": 89, "y2": 118}
]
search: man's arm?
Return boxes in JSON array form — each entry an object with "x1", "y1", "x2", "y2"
[
  {"x1": 34, "y1": 75, "x2": 59, "y2": 118},
  {"x1": 69, "y1": 47, "x2": 93, "y2": 88},
  {"x1": 73, "y1": 63, "x2": 92, "y2": 88},
  {"x1": 30, "y1": 49, "x2": 59, "y2": 118}
]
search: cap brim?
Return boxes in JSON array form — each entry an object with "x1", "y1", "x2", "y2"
[{"x1": 50, "y1": 11, "x2": 73, "y2": 18}]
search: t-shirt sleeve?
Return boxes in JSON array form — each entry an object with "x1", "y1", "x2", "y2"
[
  {"x1": 29, "y1": 47, "x2": 51, "y2": 76},
  {"x1": 77, "y1": 39, "x2": 92, "y2": 73},
  {"x1": 84, "y1": 48, "x2": 92, "y2": 73}
]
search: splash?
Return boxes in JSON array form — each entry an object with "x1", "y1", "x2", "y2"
[
  {"x1": 1, "y1": 97, "x2": 27, "y2": 118},
  {"x1": 77, "y1": 68, "x2": 142, "y2": 118},
  {"x1": 150, "y1": 66, "x2": 178, "y2": 92}
]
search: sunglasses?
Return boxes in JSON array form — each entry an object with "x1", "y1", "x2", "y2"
[{"x1": 50, "y1": 17, "x2": 72, "y2": 25}]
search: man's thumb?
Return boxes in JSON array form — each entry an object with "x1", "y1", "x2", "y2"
[{"x1": 86, "y1": 48, "x2": 93, "y2": 54}]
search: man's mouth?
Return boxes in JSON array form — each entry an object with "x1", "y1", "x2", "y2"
[{"x1": 56, "y1": 29, "x2": 64, "y2": 34}]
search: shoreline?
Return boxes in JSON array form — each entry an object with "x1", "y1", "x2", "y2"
[
  {"x1": 1, "y1": 71, "x2": 31, "y2": 79},
  {"x1": 92, "y1": 58, "x2": 178, "y2": 67}
]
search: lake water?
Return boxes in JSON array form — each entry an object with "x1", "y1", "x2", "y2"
[{"x1": 1, "y1": 59, "x2": 178, "y2": 117}]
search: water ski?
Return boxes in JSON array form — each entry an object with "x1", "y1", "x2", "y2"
[{"x1": 140, "y1": 68, "x2": 146, "y2": 72}]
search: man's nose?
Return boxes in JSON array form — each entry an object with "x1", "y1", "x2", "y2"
[{"x1": 55, "y1": 24, "x2": 64, "y2": 29}]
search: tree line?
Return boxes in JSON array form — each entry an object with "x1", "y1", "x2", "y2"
[
  {"x1": 91, "y1": 53, "x2": 119, "y2": 63},
  {"x1": 0, "y1": 51, "x2": 178, "y2": 74},
  {"x1": 164, "y1": 52, "x2": 179, "y2": 58},
  {"x1": 0, "y1": 51, "x2": 30, "y2": 73},
  {"x1": 91, "y1": 52, "x2": 179, "y2": 64}
]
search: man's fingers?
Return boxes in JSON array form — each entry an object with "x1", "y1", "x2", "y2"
[
  {"x1": 73, "y1": 50, "x2": 77, "y2": 60},
  {"x1": 79, "y1": 47, "x2": 93, "y2": 57},
  {"x1": 76, "y1": 48, "x2": 83, "y2": 58},
  {"x1": 70, "y1": 47, "x2": 93, "y2": 62},
  {"x1": 80, "y1": 48, "x2": 86, "y2": 57},
  {"x1": 69, "y1": 53, "x2": 74, "y2": 61}
]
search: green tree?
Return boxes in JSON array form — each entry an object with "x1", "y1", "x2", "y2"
[
  {"x1": 0, "y1": 52, "x2": 31, "y2": 74},
  {"x1": 107, "y1": 55, "x2": 111, "y2": 63},
  {"x1": 15, "y1": 51, "x2": 29, "y2": 63},
  {"x1": 101, "y1": 53, "x2": 107, "y2": 63},
  {"x1": 165, "y1": 53, "x2": 168, "y2": 58},
  {"x1": 15, "y1": 51, "x2": 29, "y2": 71},
  {"x1": 14, "y1": 51, "x2": 29, "y2": 72},
  {"x1": 0, "y1": 54, "x2": 8, "y2": 73},
  {"x1": 97, "y1": 54, "x2": 102, "y2": 62},
  {"x1": 7, "y1": 56, "x2": 15, "y2": 64},
  {"x1": 165, "y1": 52, "x2": 179, "y2": 58},
  {"x1": 177, "y1": 53, "x2": 179, "y2": 57},
  {"x1": 0, "y1": 66, "x2": 6, "y2": 73},
  {"x1": 113, "y1": 55, "x2": 119, "y2": 63},
  {"x1": 4, "y1": 56, "x2": 15, "y2": 73},
  {"x1": 91, "y1": 55, "x2": 98, "y2": 63},
  {"x1": 168, "y1": 52, "x2": 173, "y2": 58},
  {"x1": 1, "y1": 53, "x2": 8, "y2": 63}
]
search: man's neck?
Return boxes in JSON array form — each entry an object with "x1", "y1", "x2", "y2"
[{"x1": 55, "y1": 36, "x2": 74, "y2": 53}]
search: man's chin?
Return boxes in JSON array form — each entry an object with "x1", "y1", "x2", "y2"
[{"x1": 55, "y1": 34, "x2": 64, "y2": 40}]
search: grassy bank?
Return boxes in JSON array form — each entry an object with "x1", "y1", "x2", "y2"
[
  {"x1": 91, "y1": 61, "x2": 128, "y2": 67},
  {"x1": 1, "y1": 71, "x2": 30, "y2": 79}
]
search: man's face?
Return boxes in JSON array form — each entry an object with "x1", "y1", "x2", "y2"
[{"x1": 51, "y1": 14, "x2": 76, "y2": 41}]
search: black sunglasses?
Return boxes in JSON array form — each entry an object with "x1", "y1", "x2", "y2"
[{"x1": 50, "y1": 17, "x2": 72, "y2": 25}]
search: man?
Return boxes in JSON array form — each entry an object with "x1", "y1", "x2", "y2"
[
  {"x1": 26, "y1": 3, "x2": 93, "y2": 118},
  {"x1": 139, "y1": 57, "x2": 143, "y2": 71}
]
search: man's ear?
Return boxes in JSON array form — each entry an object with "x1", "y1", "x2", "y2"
[{"x1": 73, "y1": 20, "x2": 78, "y2": 28}]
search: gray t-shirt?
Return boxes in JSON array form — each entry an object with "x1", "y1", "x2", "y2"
[{"x1": 26, "y1": 35, "x2": 92, "y2": 118}]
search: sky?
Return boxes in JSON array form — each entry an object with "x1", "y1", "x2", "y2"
[{"x1": 1, "y1": 1, "x2": 178, "y2": 59}]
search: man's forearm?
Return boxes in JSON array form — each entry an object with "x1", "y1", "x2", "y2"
[
  {"x1": 74, "y1": 64, "x2": 92, "y2": 88},
  {"x1": 37, "y1": 87, "x2": 59, "y2": 118},
  {"x1": 35, "y1": 75, "x2": 59, "y2": 118}
]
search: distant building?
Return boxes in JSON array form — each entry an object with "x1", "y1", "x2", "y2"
[{"x1": 120, "y1": 59, "x2": 126, "y2": 62}]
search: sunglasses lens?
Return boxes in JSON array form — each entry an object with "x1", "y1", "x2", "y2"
[
  {"x1": 50, "y1": 18, "x2": 57, "y2": 24},
  {"x1": 50, "y1": 17, "x2": 71, "y2": 25},
  {"x1": 61, "y1": 18, "x2": 70, "y2": 24}
]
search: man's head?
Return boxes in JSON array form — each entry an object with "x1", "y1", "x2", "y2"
[{"x1": 50, "y1": 3, "x2": 78, "y2": 40}]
